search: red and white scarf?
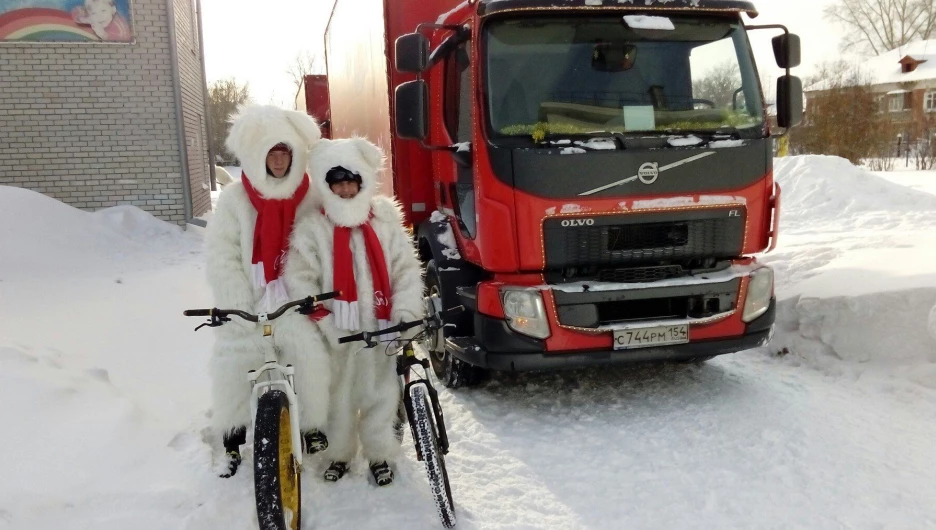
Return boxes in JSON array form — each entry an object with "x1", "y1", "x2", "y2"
[
  {"x1": 242, "y1": 172, "x2": 309, "y2": 312},
  {"x1": 328, "y1": 212, "x2": 393, "y2": 332}
]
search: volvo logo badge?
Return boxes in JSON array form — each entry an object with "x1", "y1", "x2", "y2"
[
  {"x1": 638, "y1": 162, "x2": 660, "y2": 184},
  {"x1": 560, "y1": 218, "x2": 595, "y2": 227}
]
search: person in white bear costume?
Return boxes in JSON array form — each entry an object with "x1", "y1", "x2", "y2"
[
  {"x1": 285, "y1": 138, "x2": 424, "y2": 486},
  {"x1": 206, "y1": 105, "x2": 331, "y2": 477}
]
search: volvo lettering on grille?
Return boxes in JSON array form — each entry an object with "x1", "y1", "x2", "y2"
[{"x1": 560, "y1": 218, "x2": 595, "y2": 227}]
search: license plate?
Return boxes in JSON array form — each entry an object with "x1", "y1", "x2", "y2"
[{"x1": 613, "y1": 325, "x2": 689, "y2": 350}]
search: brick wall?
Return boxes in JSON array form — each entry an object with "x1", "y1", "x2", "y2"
[
  {"x1": 173, "y1": 0, "x2": 211, "y2": 218},
  {"x1": 0, "y1": 0, "x2": 210, "y2": 225}
]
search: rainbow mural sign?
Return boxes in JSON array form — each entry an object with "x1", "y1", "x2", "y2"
[{"x1": 0, "y1": 0, "x2": 133, "y2": 42}]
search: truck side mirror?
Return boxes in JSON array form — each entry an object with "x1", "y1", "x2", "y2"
[
  {"x1": 395, "y1": 80, "x2": 428, "y2": 140},
  {"x1": 776, "y1": 75, "x2": 803, "y2": 128},
  {"x1": 395, "y1": 33, "x2": 429, "y2": 73},
  {"x1": 772, "y1": 34, "x2": 801, "y2": 69}
]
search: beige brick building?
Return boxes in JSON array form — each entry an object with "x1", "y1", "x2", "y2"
[{"x1": 0, "y1": 0, "x2": 212, "y2": 226}]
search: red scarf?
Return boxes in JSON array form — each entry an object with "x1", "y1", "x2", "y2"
[
  {"x1": 241, "y1": 173, "x2": 309, "y2": 310},
  {"x1": 326, "y1": 212, "x2": 393, "y2": 331}
]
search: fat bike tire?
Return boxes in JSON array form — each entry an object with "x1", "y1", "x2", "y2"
[
  {"x1": 409, "y1": 383, "x2": 456, "y2": 528},
  {"x1": 254, "y1": 390, "x2": 301, "y2": 530}
]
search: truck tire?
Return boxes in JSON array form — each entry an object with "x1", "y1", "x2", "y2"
[{"x1": 424, "y1": 259, "x2": 487, "y2": 389}]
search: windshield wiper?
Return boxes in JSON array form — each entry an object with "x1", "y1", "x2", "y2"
[
  {"x1": 666, "y1": 127, "x2": 743, "y2": 139},
  {"x1": 542, "y1": 132, "x2": 625, "y2": 151}
]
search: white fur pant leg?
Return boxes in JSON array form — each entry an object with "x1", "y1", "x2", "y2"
[
  {"x1": 276, "y1": 329, "x2": 330, "y2": 433},
  {"x1": 322, "y1": 350, "x2": 359, "y2": 462},
  {"x1": 209, "y1": 338, "x2": 266, "y2": 435},
  {"x1": 358, "y1": 361, "x2": 403, "y2": 464}
]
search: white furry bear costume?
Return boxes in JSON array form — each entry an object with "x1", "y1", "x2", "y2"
[
  {"x1": 285, "y1": 138, "x2": 424, "y2": 465},
  {"x1": 206, "y1": 105, "x2": 331, "y2": 438}
]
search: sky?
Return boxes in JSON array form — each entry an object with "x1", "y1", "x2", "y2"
[{"x1": 200, "y1": 0, "x2": 855, "y2": 107}]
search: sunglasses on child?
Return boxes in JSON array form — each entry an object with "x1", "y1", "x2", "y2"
[{"x1": 325, "y1": 166, "x2": 362, "y2": 184}]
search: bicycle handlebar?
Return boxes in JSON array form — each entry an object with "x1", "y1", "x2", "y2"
[
  {"x1": 183, "y1": 291, "x2": 341, "y2": 323},
  {"x1": 338, "y1": 305, "x2": 464, "y2": 345}
]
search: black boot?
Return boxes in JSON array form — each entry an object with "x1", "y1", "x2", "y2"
[
  {"x1": 369, "y1": 461, "x2": 394, "y2": 486},
  {"x1": 302, "y1": 430, "x2": 328, "y2": 455},
  {"x1": 220, "y1": 426, "x2": 247, "y2": 478},
  {"x1": 323, "y1": 461, "x2": 349, "y2": 482}
]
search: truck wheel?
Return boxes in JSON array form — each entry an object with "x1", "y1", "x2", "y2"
[{"x1": 424, "y1": 260, "x2": 487, "y2": 389}]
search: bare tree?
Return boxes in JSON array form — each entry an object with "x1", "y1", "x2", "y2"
[
  {"x1": 208, "y1": 78, "x2": 250, "y2": 165},
  {"x1": 824, "y1": 0, "x2": 936, "y2": 55},
  {"x1": 692, "y1": 60, "x2": 742, "y2": 108},
  {"x1": 287, "y1": 51, "x2": 322, "y2": 91},
  {"x1": 790, "y1": 60, "x2": 896, "y2": 165},
  {"x1": 910, "y1": 112, "x2": 936, "y2": 170}
]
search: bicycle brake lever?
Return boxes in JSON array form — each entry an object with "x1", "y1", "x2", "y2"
[
  {"x1": 362, "y1": 331, "x2": 378, "y2": 349},
  {"x1": 194, "y1": 314, "x2": 230, "y2": 332}
]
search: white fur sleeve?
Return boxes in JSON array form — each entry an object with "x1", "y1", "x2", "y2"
[
  {"x1": 388, "y1": 220, "x2": 426, "y2": 326},
  {"x1": 206, "y1": 191, "x2": 256, "y2": 318},
  {"x1": 284, "y1": 225, "x2": 345, "y2": 350}
]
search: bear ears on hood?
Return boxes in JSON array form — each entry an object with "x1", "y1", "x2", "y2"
[{"x1": 225, "y1": 105, "x2": 322, "y2": 200}]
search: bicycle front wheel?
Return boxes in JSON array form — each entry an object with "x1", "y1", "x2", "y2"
[
  {"x1": 254, "y1": 390, "x2": 301, "y2": 530},
  {"x1": 409, "y1": 384, "x2": 456, "y2": 528}
]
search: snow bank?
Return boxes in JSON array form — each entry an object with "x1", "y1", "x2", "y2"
[
  {"x1": 0, "y1": 186, "x2": 189, "y2": 280},
  {"x1": 874, "y1": 168, "x2": 936, "y2": 197},
  {"x1": 773, "y1": 155, "x2": 936, "y2": 230},
  {"x1": 767, "y1": 156, "x2": 936, "y2": 388},
  {"x1": 0, "y1": 186, "x2": 218, "y2": 528}
]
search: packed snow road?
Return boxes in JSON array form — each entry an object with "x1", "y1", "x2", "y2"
[{"x1": 2, "y1": 156, "x2": 935, "y2": 529}]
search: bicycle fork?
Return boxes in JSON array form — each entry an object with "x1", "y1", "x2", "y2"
[
  {"x1": 399, "y1": 345, "x2": 450, "y2": 459},
  {"x1": 247, "y1": 323, "x2": 304, "y2": 466}
]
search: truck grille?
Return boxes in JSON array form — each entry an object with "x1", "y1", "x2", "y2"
[
  {"x1": 543, "y1": 210, "x2": 744, "y2": 269},
  {"x1": 596, "y1": 265, "x2": 685, "y2": 283},
  {"x1": 607, "y1": 223, "x2": 689, "y2": 251}
]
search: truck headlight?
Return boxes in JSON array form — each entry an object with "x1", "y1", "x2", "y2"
[
  {"x1": 742, "y1": 267, "x2": 774, "y2": 322},
  {"x1": 502, "y1": 290, "x2": 551, "y2": 339}
]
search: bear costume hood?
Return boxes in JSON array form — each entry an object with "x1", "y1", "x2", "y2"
[
  {"x1": 225, "y1": 105, "x2": 321, "y2": 199},
  {"x1": 307, "y1": 137, "x2": 385, "y2": 227}
]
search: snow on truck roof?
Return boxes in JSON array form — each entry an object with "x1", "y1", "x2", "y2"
[{"x1": 479, "y1": 0, "x2": 758, "y2": 17}]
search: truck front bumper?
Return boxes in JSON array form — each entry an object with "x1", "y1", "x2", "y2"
[{"x1": 447, "y1": 298, "x2": 775, "y2": 372}]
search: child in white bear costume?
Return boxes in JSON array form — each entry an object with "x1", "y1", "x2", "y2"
[
  {"x1": 206, "y1": 105, "x2": 331, "y2": 477},
  {"x1": 285, "y1": 138, "x2": 424, "y2": 486}
]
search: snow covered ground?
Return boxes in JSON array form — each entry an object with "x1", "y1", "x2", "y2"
[{"x1": 1, "y1": 155, "x2": 935, "y2": 529}]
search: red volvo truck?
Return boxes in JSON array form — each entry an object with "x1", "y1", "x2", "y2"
[{"x1": 318, "y1": 0, "x2": 803, "y2": 387}]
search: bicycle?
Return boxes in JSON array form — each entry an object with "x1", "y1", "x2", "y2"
[
  {"x1": 184, "y1": 291, "x2": 341, "y2": 530},
  {"x1": 338, "y1": 306, "x2": 463, "y2": 528}
]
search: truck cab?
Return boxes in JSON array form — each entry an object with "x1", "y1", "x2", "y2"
[{"x1": 321, "y1": 0, "x2": 803, "y2": 387}]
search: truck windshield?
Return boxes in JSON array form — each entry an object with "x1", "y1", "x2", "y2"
[{"x1": 483, "y1": 15, "x2": 765, "y2": 140}]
